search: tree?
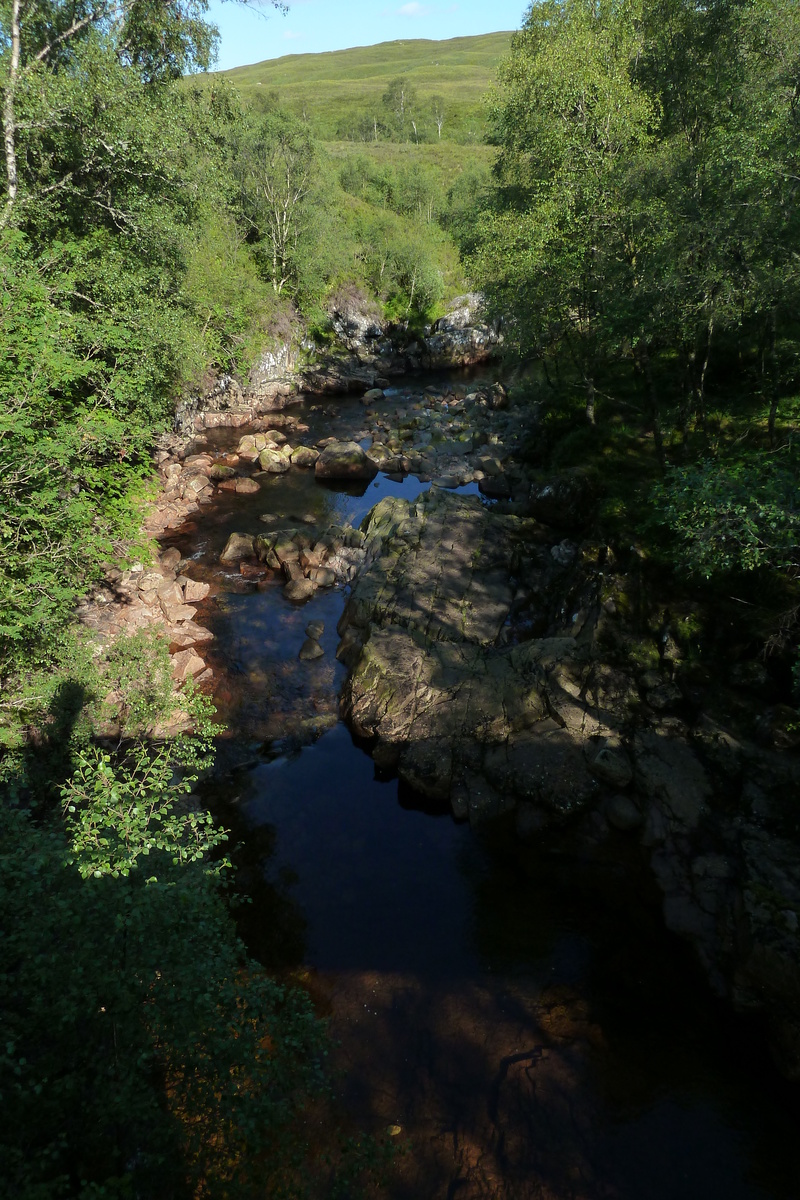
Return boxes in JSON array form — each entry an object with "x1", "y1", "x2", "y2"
[
  {"x1": 477, "y1": 0, "x2": 655, "y2": 426},
  {"x1": 381, "y1": 75, "x2": 417, "y2": 140},
  {"x1": 237, "y1": 109, "x2": 318, "y2": 294},
  {"x1": 0, "y1": 0, "x2": 221, "y2": 230},
  {"x1": 431, "y1": 94, "x2": 445, "y2": 139}
]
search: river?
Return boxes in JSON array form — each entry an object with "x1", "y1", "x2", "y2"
[{"x1": 162, "y1": 380, "x2": 800, "y2": 1200}]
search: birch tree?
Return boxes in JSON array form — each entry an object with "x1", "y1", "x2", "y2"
[{"x1": 237, "y1": 110, "x2": 318, "y2": 294}]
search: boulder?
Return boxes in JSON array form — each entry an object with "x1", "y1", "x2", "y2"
[
  {"x1": 328, "y1": 286, "x2": 384, "y2": 350},
  {"x1": 310, "y1": 566, "x2": 336, "y2": 588},
  {"x1": 210, "y1": 463, "x2": 237, "y2": 481},
  {"x1": 182, "y1": 578, "x2": 210, "y2": 603},
  {"x1": 234, "y1": 477, "x2": 260, "y2": 494},
  {"x1": 171, "y1": 648, "x2": 205, "y2": 682},
  {"x1": 589, "y1": 743, "x2": 633, "y2": 789},
  {"x1": 160, "y1": 547, "x2": 182, "y2": 572},
  {"x1": 338, "y1": 489, "x2": 610, "y2": 821},
  {"x1": 315, "y1": 441, "x2": 378, "y2": 482},
  {"x1": 259, "y1": 448, "x2": 290, "y2": 473},
  {"x1": 284, "y1": 579, "x2": 314, "y2": 603},
  {"x1": 290, "y1": 445, "x2": 319, "y2": 468},
  {"x1": 220, "y1": 532, "x2": 255, "y2": 563},
  {"x1": 298, "y1": 638, "x2": 325, "y2": 661}
]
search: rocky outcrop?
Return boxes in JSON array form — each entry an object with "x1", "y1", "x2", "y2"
[
  {"x1": 336, "y1": 485, "x2": 800, "y2": 1080},
  {"x1": 338, "y1": 490, "x2": 613, "y2": 822},
  {"x1": 301, "y1": 295, "x2": 502, "y2": 393},
  {"x1": 182, "y1": 294, "x2": 503, "y2": 432}
]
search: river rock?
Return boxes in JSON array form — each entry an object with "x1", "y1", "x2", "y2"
[
  {"x1": 171, "y1": 648, "x2": 205, "y2": 682},
  {"x1": 589, "y1": 743, "x2": 633, "y2": 789},
  {"x1": 220, "y1": 532, "x2": 255, "y2": 563},
  {"x1": 315, "y1": 441, "x2": 378, "y2": 482},
  {"x1": 310, "y1": 567, "x2": 336, "y2": 587},
  {"x1": 210, "y1": 463, "x2": 237, "y2": 480},
  {"x1": 259, "y1": 448, "x2": 290, "y2": 473},
  {"x1": 160, "y1": 547, "x2": 182, "y2": 572},
  {"x1": 291, "y1": 445, "x2": 319, "y2": 468},
  {"x1": 298, "y1": 637, "x2": 325, "y2": 661},
  {"x1": 182, "y1": 578, "x2": 210, "y2": 603},
  {"x1": 306, "y1": 620, "x2": 324, "y2": 640},
  {"x1": 284, "y1": 579, "x2": 314, "y2": 603},
  {"x1": 338, "y1": 489, "x2": 618, "y2": 822},
  {"x1": 234, "y1": 477, "x2": 260, "y2": 494}
]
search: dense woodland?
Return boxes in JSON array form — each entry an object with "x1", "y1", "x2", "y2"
[{"x1": 1, "y1": 0, "x2": 799, "y2": 1195}]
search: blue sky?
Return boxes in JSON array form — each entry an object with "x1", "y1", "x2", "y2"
[{"x1": 204, "y1": 0, "x2": 527, "y2": 72}]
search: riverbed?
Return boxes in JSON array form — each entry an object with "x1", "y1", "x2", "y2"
[{"x1": 163, "y1": 383, "x2": 800, "y2": 1200}]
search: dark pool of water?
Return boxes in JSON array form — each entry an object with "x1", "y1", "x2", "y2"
[{"x1": 176, "y1": 388, "x2": 800, "y2": 1200}]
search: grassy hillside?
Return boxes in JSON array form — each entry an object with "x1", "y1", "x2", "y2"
[{"x1": 208, "y1": 32, "x2": 514, "y2": 141}]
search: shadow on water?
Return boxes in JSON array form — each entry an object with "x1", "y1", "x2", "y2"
[{"x1": 185, "y1": 387, "x2": 800, "y2": 1200}]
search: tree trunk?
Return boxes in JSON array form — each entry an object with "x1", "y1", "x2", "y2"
[
  {"x1": 697, "y1": 311, "x2": 713, "y2": 439},
  {"x1": 584, "y1": 374, "x2": 596, "y2": 425},
  {"x1": 2, "y1": 0, "x2": 21, "y2": 227},
  {"x1": 768, "y1": 307, "x2": 779, "y2": 447}
]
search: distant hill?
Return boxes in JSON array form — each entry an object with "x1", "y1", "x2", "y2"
[{"x1": 206, "y1": 32, "x2": 514, "y2": 142}]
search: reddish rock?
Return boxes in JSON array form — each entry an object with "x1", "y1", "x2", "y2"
[
  {"x1": 299, "y1": 548, "x2": 322, "y2": 572},
  {"x1": 163, "y1": 603, "x2": 197, "y2": 624},
  {"x1": 182, "y1": 578, "x2": 210, "y2": 603},
  {"x1": 171, "y1": 648, "x2": 205, "y2": 681},
  {"x1": 160, "y1": 547, "x2": 181, "y2": 572},
  {"x1": 235, "y1": 477, "x2": 260, "y2": 494},
  {"x1": 167, "y1": 621, "x2": 213, "y2": 647},
  {"x1": 283, "y1": 560, "x2": 304, "y2": 584},
  {"x1": 239, "y1": 561, "x2": 267, "y2": 579}
]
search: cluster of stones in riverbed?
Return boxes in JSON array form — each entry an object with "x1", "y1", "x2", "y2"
[
  {"x1": 201, "y1": 380, "x2": 555, "y2": 609},
  {"x1": 356, "y1": 381, "x2": 519, "y2": 498}
]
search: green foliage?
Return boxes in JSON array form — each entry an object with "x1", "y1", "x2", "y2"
[
  {"x1": 0, "y1": 799, "x2": 327, "y2": 1199},
  {"x1": 0, "y1": 46, "x2": 278, "y2": 660},
  {"x1": 0, "y1": 230, "x2": 157, "y2": 650},
  {"x1": 653, "y1": 455, "x2": 800, "y2": 578},
  {"x1": 467, "y1": 0, "x2": 800, "y2": 608},
  {"x1": 181, "y1": 210, "x2": 278, "y2": 371},
  {"x1": 61, "y1": 741, "x2": 225, "y2": 879},
  {"x1": 235, "y1": 108, "x2": 320, "y2": 295},
  {"x1": 0, "y1": 626, "x2": 329, "y2": 1198}
]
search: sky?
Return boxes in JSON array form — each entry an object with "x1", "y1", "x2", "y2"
[{"x1": 204, "y1": 0, "x2": 527, "y2": 72}]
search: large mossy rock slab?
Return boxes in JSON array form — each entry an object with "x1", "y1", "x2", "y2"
[{"x1": 338, "y1": 490, "x2": 619, "y2": 823}]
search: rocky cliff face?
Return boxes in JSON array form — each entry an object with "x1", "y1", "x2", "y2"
[{"x1": 337, "y1": 486, "x2": 800, "y2": 1081}]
